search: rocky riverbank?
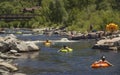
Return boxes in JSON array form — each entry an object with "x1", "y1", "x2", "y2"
[
  {"x1": 92, "y1": 34, "x2": 120, "y2": 50},
  {"x1": 0, "y1": 34, "x2": 40, "y2": 75}
]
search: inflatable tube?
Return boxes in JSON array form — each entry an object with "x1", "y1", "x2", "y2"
[
  {"x1": 59, "y1": 48, "x2": 73, "y2": 53},
  {"x1": 44, "y1": 42, "x2": 51, "y2": 46},
  {"x1": 91, "y1": 62, "x2": 110, "y2": 68}
]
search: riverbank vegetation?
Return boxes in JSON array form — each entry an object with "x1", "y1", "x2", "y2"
[{"x1": 0, "y1": 0, "x2": 120, "y2": 32}]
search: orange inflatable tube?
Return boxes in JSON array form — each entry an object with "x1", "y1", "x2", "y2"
[{"x1": 91, "y1": 62, "x2": 110, "y2": 68}]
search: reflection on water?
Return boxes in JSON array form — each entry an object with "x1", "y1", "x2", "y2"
[
  {"x1": 18, "y1": 52, "x2": 39, "y2": 59},
  {"x1": 13, "y1": 35, "x2": 120, "y2": 75}
]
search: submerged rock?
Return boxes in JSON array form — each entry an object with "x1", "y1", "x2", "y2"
[{"x1": 60, "y1": 38, "x2": 70, "y2": 42}]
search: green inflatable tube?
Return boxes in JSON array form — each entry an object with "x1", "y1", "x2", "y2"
[{"x1": 59, "y1": 48, "x2": 73, "y2": 53}]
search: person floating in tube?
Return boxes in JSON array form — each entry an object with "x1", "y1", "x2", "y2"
[{"x1": 96, "y1": 56, "x2": 113, "y2": 66}]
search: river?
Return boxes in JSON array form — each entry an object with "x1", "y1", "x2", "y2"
[{"x1": 13, "y1": 34, "x2": 120, "y2": 75}]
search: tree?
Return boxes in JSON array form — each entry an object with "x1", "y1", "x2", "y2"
[{"x1": 49, "y1": 0, "x2": 68, "y2": 25}]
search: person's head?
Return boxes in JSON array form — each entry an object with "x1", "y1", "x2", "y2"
[
  {"x1": 101, "y1": 56, "x2": 105, "y2": 61},
  {"x1": 46, "y1": 39, "x2": 49, "y2": 42},
  {"x1": 63, "y1": 45, "x2": 67, "y2": 48}
]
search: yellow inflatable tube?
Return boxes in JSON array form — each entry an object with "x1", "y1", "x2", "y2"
[{"x1": 44, "y1": 42, "x2": 52, "y2": 46}]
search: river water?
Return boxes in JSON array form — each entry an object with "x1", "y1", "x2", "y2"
[{"x1": 13, "y1": 34, "x2": 120, "y2": 75}]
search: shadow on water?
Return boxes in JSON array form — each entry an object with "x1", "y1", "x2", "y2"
[{"x1": 13, "y1": 35, "x2": 120, "y2": 75}]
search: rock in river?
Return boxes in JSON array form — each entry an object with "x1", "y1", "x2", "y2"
[{"x1": 0, "y1": 34, "x2": 40, "y2": 52}]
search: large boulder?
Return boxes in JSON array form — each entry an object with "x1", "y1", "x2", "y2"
[
  {"x1": 26, "y1": 42, "x2": 40, "y2": 51},
  {"x1": 0, "y1": 52, "x2": 18, "y2": 59},
  {"x1": 0, "y1": 62, "x2": 18, "y2": 72},
  {"x1": 0, "y1": 42, "x2": 10, "y2": 52},
  {"x1": 87, "y1": 32, "x2": 99, "y2": 39},
  {"x1": 0, "y1": 34, "x2": 39, "y2": 52},
  {"x1": 0, "y1": 34, "x2": 18, "y2": 52},
  {"x1": 10, "y1": 41, "x2": 39, "y2": 52},
  {"x1": 92, "y1": 36, "x2": 120, "y2": 50}
]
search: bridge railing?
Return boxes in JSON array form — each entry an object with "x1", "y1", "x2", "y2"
[{"x1": 0, "y1": 14, "x2": 39, "y2": 20}]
